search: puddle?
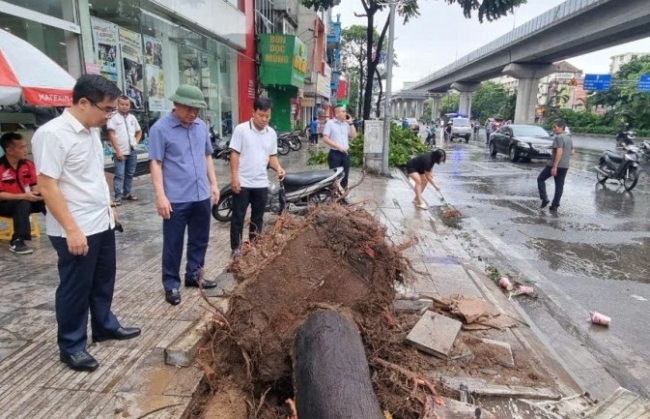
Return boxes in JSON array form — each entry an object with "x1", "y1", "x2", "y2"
[{"x1": 525, "y1": 237, "x2": 650, "y2": 283}]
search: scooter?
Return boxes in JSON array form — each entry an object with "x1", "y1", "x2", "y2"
[
  {"x1": 616, "y1": 130, "x2": 636, "y2": 149},
  {"x1": 210, "y1": 126, "x2": 231, "y2": 162},
  {"x1": 278, "y1": 131, "x2": 303, "y2": 151},
  {"x1": 595, "y1": 145, "x2": 641, "y2": 191},
  {"x1": 211, "y1": 167, "x2": 345, "y2": 222}
]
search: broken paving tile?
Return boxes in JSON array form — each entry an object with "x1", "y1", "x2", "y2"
[
  {"x1": 406, "y1": 311, "x2": 462, "y2": 359},
  {"x1": 481, "y1": 338, "x2": 515, "y2": 368},
  {"x1": 203, "y1": 272, "x2": 237, "y2": 297},
  {"x1": 393, "y1": 300, "x2": 431, "y2": 314}
]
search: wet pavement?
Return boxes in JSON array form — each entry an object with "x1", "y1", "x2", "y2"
[{"x1": 427, "y1": 131, "x2": 650, "y2": 396}]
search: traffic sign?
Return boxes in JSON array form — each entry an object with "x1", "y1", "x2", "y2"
[
  {"x1": 639, "y1": 74, "x2": 650, "y2": 92},
  {"x1": 583, "y1": 74, "x2": 612, "y2": 91}
]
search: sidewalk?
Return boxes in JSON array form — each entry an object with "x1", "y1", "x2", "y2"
[{"x1": 0, "y1": 148, "x2": 627, "y2": 418}]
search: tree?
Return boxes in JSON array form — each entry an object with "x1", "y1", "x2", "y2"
[
  {"x1": 471, "y1": 81, "x2": 509, "y2": 120},
  {"x1": 440, "y1": 94, "x2": 460, "y2": 114},
  {"x1": 301, "y1": 0, "x2": 528, "y2": 120}
]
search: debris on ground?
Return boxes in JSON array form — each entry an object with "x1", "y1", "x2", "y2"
[
  {"x1": 196, "y1": 205, "x2": 558, "y2": 419},
  {"x1": 589, "y1": 311, "x2": 611, "y2": 327},
  {"x1": 406, "y1": 311, "x2": 462, "y2": 359}
]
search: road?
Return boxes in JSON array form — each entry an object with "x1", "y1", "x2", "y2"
[{"x1": 426, "y1": 130, "x2": 650, "y2": 396}]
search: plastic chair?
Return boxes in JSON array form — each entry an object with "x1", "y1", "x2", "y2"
[{"x1": 0, "y1": 214, "x2": 41, "y2": 241}]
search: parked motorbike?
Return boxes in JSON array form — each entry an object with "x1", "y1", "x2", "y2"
[
  {"x1": 211, "y1": 167, "x2": 344, "y2": 222},
  {"x1": 595, "y1": 145, "x2": 641, "y2": 191},
  {"x1": 616, "y1": 130, "x2": 635, "y2": 149},
  {"x1": 277, "y1": 137, "x2": 291, "y2": 155},
  {"x1": 640, "y1": 140, "x2": 650, "y2": 161},
  {"x1": 210, "y1": 126, "x2": 231, "y2": 162},
  {"x1": 278, "y1": 131, "x2": 303, "y2": 151}
]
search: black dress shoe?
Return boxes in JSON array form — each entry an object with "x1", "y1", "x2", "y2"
[
  {"x1": 93, "y1": 327, "x2": 141, "y2": 342},
  {"x1": 540, "y1": 199, "x2": 550, "y2": 209},
  {"x1": 184, "y1": 279, "x2": 218, "y2": 289},
  {"x1": 60, "y1": 350, "x2": 99, "y2": 372},
  {"x1": 166, "y1": 288, "x2": 181, "y2": 305}
]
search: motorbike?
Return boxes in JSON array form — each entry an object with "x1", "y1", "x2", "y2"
[
  {"x1": 616, "y1": 130, "x2": 635, "y2": 149},
  {"x1": 278, "y1": 131, "x2": 303, "y2": 151},
  {"x1": 639, "y1": 140, "x2": 650, "y2": 161},
  {"x1": 595, "y1": 144, "x2": 641, "y2": 191},
  {"x1": 424, "y1": 126, "x2": 436, "y2": 148},
  {"x1": 277, "y1": 137, "x2": 291, "y2": 155},
  {"x1": 211, "y1": 167, "x2": 344, "y2": 222},
  {"x1": 210, "y1": 126, "x2": 231, "y2": 162}
]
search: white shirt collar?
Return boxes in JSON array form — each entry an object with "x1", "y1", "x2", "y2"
[{"x1": 249, "y1": 119, "x2": 269, "y2": 133}]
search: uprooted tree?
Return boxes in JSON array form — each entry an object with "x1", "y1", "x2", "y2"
[{"x1": 301, "y1": 0, "x2": 528, "y2": 121}]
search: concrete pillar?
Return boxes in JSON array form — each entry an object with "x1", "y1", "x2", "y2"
[
  {"x1": 429, "y1": 94, "x2": 442, "y2": 120},
  {"x1": 451, "y1": 82, "x2": 480, "y2": 118},
  {"x1": 415, "y1": 99, "x2": 423, "y2": 119},
  {"x1": 502, "y1": 63, "x2": 559, "y2": 125}
]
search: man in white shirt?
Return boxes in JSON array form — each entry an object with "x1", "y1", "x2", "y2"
[
  {"x1": 107, "y1": 95, "x2": 142, "y2": 205},
  {"x1": 229, "y1": 98, "x2": 285, "y2": 258},
  {"x1": 322, "y1": 105, "x2": 357, "y2": 192},
  {"x1": 32, "y1": 75, "x2": 141, "y2": 373}
]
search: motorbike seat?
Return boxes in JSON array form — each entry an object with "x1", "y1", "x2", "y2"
[
  {"x1": 605, "y1": 150, "x2": 623, "y2": 164},
  {"x1": 283, "y1": 170, "x2": 335, "y2": 187}
]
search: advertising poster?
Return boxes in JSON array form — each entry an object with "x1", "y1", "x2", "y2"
[
  {"x1": 119, "y1": 27, "x2": 144, "y2": 110},
  {"x1": 91, "y1": 17, "x2": 119, "y2": 84},
  {"x1": 144, "y1": 35, "x2": 165, "y2": 111}
]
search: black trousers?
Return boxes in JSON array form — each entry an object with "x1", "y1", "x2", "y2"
[
  {"x1": 328, "y1": 149, "x2": 350, "y2": 189},
  {"x1": 230, "y1": 187, "x2": 268, "y2": 250},
  {"x1": 538, "y1": 166, "x2": 569, "y2": 208},
  {"x1": 49, "y1": 229, "x2": 121, "y2": 355},
  {"x1": 0, "y1": 199, "x2": 46, "y2": 241}
]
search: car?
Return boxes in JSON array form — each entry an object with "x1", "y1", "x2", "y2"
[
  {"x1": 489, "y1": 124, "x2": 553, "y2": 162},
  {"x1": 406, "y1": 118, "x2": 420, "y2": 134},
  {"x1": 450, "y1": 117, "x2": 472, "y2": 142}
]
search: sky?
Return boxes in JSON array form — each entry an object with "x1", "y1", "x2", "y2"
[{"x1": 331, "y1": 0, "x2": 650, "y2": 90}]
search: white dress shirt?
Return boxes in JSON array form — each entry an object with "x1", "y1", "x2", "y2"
[
  {"x1": 32, "y1": 110, "x2": 115, "y2": 237},
  {"x1": 106, "y1": 112, "x2": 141, "y2": 154}
]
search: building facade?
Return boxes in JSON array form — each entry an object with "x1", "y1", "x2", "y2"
[
  {"x1": 609, "y1": 52, "x2": 649, "y2": 74},
  {"x1": 0, "y1": 0, "x2": 245, "y2": 162}
]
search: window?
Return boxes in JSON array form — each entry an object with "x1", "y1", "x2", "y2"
[{"x1": 1, "y1": 0, "x2": 75, "y2": 21}]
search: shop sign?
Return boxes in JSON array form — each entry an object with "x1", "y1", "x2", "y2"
[
  {"x1": 259, "y1": 34, "x2": 308, "y2": 88},
  {"x1": 302, "y1": 97, "x2": 316, "y2": 107},
  {"x1": 316, "y1": 74, "x2": 331, "y2": 98},
  {"x1": 327, "y1": 21, "x2": 341, "y2": 45}
]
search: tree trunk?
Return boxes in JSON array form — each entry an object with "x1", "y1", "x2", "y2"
[
  {"x1": 375, "y1": 66, "x2": 383, "y2": 118},
  {"x1": 363, "y1": 13, "x2": 390, "y2": 120},
  {"x1": 293, "y1": 310, "x2": 384, "y2": 419}
]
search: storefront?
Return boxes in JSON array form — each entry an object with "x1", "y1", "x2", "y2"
[
  {"x1": 0, "y1": 0, "x2": 244, "y2": 164},
  {"x1": 258, "y1": 34, "x2": 307, "y2": 132}
]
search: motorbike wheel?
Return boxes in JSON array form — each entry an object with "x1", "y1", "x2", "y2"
[
  {"x1": 596, "y1": 161, "x2": 609, "y2": 183},
  {"x1": 309, "y1": 190, "x2": 332, "y2": 206},
  {"x1": 278, "y1": 139, "x2": 291, "y2": 155},
  {"x1": 624, "y1": 168, "x2": 639, "y2": 191},
  {"x1": 212, "y1": 191, "x2": 234, "y2": 222},
  {"x1": 289, "y1": 136, "x2": 302, "y2": 151}
]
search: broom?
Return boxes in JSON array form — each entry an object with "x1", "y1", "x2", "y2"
[{"x1": 437, "y1": 190, "x2": 462, "y2": 218}]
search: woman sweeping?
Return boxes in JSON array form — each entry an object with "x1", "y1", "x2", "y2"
[{"x1": 405, "y1": 149, "x2": 446, "y2": 209}]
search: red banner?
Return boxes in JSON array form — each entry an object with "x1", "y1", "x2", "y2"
[{"x1": 22, "y1": 87, "x2": 72, "y2": 106}]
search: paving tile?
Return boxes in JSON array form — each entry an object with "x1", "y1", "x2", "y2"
[{"x1": 406, "y1": 311, "x2": 462, "y2": 359}]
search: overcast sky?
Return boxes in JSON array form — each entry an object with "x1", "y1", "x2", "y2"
[{"x1": 331, "y1": 0, "x2": 650, "y2": 90}]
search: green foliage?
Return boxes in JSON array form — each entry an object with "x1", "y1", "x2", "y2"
[
  {"x1": 440, "y1": 94, "x2": 460, "y2": 114},
  {"x1": 589, "y1": 55, "x2": 650, "y2": 130},
  {"x1": 307, "y1": 149, "x2": 329, "y2": 165},
  {"x1": 348, "y1": 125, "x2": 428, "y2": 168},
  {"x1": 471, "y1": 81, "x2": 510, "y2": 121}
]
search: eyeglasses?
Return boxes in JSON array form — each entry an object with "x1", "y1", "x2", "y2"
[
  {"x1": 87, "y1": 99, "x2": 118, "y2": 116},
  {"x1": 178, "y1": 104, "x2": 201, "y2": 114}
]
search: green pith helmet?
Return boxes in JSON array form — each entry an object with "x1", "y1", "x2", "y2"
[{"x1": 169, "y1": 84, "x2": 207, "y2": 109}]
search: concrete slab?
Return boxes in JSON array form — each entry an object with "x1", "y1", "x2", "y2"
[
  {"x1": 394, "y1": 299, "x2": 431, "y2": 314},
  {"x1": 406, "y1": 311, "x2": 462, "y2": 359},
  {"x1": 481, "y1": 338, "x2": 515, "y2": 368},
  {"x1": 585, "y1": 387, "x2": 650, "y2": 418},
  {"x1": 165, "y1": 313, "x2": 211, "y2": 367}
]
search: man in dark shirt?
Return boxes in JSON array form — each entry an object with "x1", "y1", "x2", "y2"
[
  {"x1": 538, "y1": 118, "x2": 574, "y2": 212},
  {"x1": 405, "y1": 149, "x2": 446, "y2": 209},
  {"x1": 0, "y1": 132, "x2": 46, "y2": 254}
]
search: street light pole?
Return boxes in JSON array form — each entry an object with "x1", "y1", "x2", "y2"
[{"x1": 380, "y1": 0, "x2": 398, "y2": 176}]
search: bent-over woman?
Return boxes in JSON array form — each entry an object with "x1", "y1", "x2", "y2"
[{"x1": 405, "y1": 149, "x2": 446, "y2": 209}]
